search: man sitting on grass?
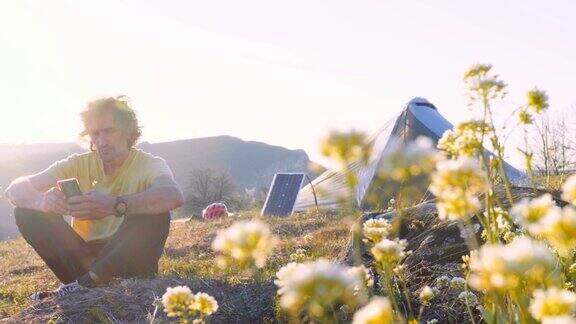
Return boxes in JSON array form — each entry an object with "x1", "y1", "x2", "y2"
[{"x1": 5, "y1": 96, "x2": 184, "y2": 299}]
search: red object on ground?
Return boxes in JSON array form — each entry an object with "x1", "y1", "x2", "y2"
[{"x1": 202, "y1": 203, "x2": 230, "y2": 220}]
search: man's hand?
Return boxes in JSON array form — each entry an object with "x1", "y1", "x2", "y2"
[
  {"x1": 68, "y1": 190, "x2": 115, "y2": 220},
  {"x1": 39, "y1": 187, "x2": 70, "y2": 215}
]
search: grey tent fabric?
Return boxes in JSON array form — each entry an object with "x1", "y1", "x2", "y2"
[{"x1": 294, "y1": 97, "x2": 527, "y2": 211}]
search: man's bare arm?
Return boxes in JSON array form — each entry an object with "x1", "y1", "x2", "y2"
[
  {"x1": 4, "y1": 176, "x2": 43, "y2": 210},
  {"x1": 122, "y1": 175, "x2": 184, "y2": 216},
  {"x1": 4, "y1": 171, "x2": 66, "y2": 213}
]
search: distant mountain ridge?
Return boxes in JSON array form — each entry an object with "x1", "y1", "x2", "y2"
[
  {"x1": 138, "y1": 136, "x2": 319, "y2": 189},
  {"x1": 0, "y1": 136, "x2": 324, "y2": 240}
]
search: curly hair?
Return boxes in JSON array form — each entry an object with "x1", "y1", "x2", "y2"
[{"x1": 79, "y1": 96, "x2": 142, "y2": 151}]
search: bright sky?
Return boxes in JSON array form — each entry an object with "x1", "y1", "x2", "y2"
[{"x1": 1, "y1": 0, "x2": 575, "y2": 167}]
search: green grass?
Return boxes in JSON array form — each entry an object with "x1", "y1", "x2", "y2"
[
  {"x1": 0, "y1": 209, "x2": 352, "y2": 320},
  {"x1": 0, "y1": 237, "x2": 59, "y2": 318}
]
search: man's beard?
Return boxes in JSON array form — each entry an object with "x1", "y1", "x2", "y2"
[{"x1": 97, "y1": 147, "x2": 116, "y2": 162}]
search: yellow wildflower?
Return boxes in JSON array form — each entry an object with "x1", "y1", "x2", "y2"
[
  {"x1": 321, "y1": 130, "x2": 372, "y2": 166},
  {"x1": 464, "y1": 64, "x2": 507, "y2": 102},
  {"x1": 464, "y1": 64, "x2": 492, "y2": 80},
  {"x1": 526, "y1": 88, "x2": 549, "y2": 114},
  {"x1": 518, "y1": 108, "x2": 533, "y2": 125}
]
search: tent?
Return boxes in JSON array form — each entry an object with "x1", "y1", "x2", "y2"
[{"x1": 294, "y1": 97, "x2": 526, "y2": 211}]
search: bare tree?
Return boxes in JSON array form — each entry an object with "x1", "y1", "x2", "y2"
[
  {"x1": 184, "y1": 168, "x2": 238, "y2": 216},
  {"x1": 550, "y1": 118, "x2": 575, "y2": 174},
  {"x1": 534, "y1": 114, "x2": 551, "y2": 176},
  {"x1": 184, "y1": 168, "x2": 260, "y2": 217},
  {"x1": 533, "y1": 112, "x2": 576, "y2": 179}
]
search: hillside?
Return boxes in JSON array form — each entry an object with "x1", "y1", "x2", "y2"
[
  {"x1": 0, "y1": 136, "x2": 325, "y2": 240},
  {"x1": 138, "y1": 136, "x2": 323, "y2": 190},
  {"x1": 0, "y1": 210, "x2": 350, "y2": 322}
]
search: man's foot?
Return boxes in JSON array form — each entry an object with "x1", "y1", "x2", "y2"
[{"x1": 30, "y1": 280, "x2": 82, "y2": 301}]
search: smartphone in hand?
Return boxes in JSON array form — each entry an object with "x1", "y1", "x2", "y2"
[{"x1": 57, "y1": 178, "x2": 83, "y2": 198}]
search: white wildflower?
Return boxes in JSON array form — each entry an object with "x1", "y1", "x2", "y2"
[
  {"x1": 276, "y1": 259, "x2": 366, "y2": 318},
  {"x1": 542, "y1": 316, "x2": 576, "y2": 324},
  {"x1": 419, "y1": 285, "x2": 434, "y2": 304},
  {"x1": 450, "y1": 277, "x2": 467, "y2": 290},
  {"x1": 211, "y1": 220, "x2": 277, "y2": 269},
  {"x1": 562, "y1": 174, "x2": 576, "y2": 206},
  {"x1": 352, "y1": 297, "x2": 393, "y2": 324},
  {"x1": 378, "y1": 136, "x2": 439, "y2": 182},
  {"x1": 511, "y1": 194, "x2": 560, "y2": 236},
  {"x1": 363, "y1": 218, "x2": 392, "y2": 244},
  {"x1": 190, "y1": 292, "x2": 218, "y2": 316},
  {"x1": 162, "y1": 286, "x2": 194, "y2": 318},
  {"x1": 435, "y1": 276, "x2": 450, "y2": 290},
  {"x1": 530, "y1": 288, "x2": 576, "y2": 320},
  {"x1": 371, "y1": 239, "x2": 408, "y2": 267},
  {"x1": 541, "y1": 206, "x2": 576, "y2": 257},
  {"x1": 468, "y1": 236, "x2": 559, "y2": 292},
  {"x1": 347, "y1": 265, "x2": 374, "y2": 292},
  {"x1": 458, "y1": 291, "x2": 480, "y2": 306}
]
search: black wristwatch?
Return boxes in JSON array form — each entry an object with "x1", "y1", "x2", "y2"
[{"x1": 114, "y1": 196, "x2": 128, "y2": 218}]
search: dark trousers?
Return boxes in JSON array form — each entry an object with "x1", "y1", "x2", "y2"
[{"x1": 14, "y1": 208, "x2": 170, "y2": 285}]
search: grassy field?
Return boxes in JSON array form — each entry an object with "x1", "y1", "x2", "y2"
[{"x1": 0, "y1": 210, "x2": 354, "y2": 321}]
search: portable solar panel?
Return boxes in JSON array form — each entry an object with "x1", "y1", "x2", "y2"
[{"x1": 261, "y1": 173, "x2": 306, "y2": 217}]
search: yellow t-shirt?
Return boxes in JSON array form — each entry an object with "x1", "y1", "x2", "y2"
[{"x1": 46, "y1": 148, "x2": 175, "y2": 242}]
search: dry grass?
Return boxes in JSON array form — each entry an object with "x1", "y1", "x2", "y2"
[
  {"x1": 536, "y1": 174, "x2": 572, "y2": 191},
  {"x1": 0, "y1": 210, "x2": 352, "y2": 323}
]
